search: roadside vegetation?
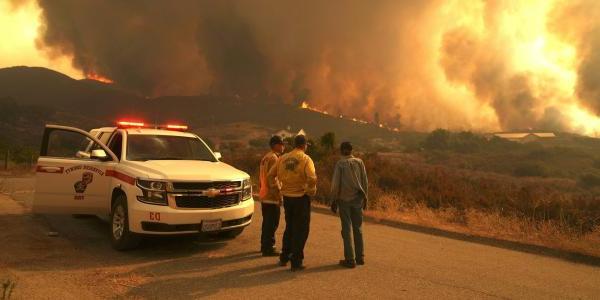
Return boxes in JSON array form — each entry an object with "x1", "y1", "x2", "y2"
[
  {"x1": 2, "y1": 118, "x2": 599, "y2": 257},
  {"x1": 227, "y1": 130, "x2": 600, "y2": 257}
]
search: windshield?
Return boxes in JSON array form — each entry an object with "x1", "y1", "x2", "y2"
[{"x1": 126, "y1": 135, "x2": 216, "y2": 162}]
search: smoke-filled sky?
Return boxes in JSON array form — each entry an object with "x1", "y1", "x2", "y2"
[{"x1": 1, "y1": 0, "x2": 600, "y2": 134}]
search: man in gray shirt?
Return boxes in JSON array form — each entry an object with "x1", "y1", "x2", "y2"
[{"x1": 330, "y1": 141, "x2": 368, "y2": 268}]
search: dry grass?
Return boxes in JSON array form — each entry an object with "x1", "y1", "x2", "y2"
[
  {"x1": 227, "y1": 149, "x2": 600, "y2": 258},
  {"x1": 367, "y1": 193, "x2": 600, "y2": 257}
]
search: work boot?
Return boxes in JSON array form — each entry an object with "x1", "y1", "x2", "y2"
[
  {"x1": 279, "y1": 253, "x2": 290, "y2": 266},
  {"x1": 291, "y1": 259, "x2": 305, "y2": 272},
  {"x1": 262, "y1": 247, "x2": 281, "y2": 257},
  {"x1": 339, "y1": 259, "x2": 356, "y2": 268},
  {"x1": 291, "y1": 264, "x2": 306, "y2": 272},
  {"x1": 356, "y1": 257, "x2": 365, "y2": 265}
]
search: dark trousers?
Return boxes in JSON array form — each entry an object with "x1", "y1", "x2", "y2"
[
  {"x1": 339, "y1": 202, "x2": 364, "y2": 261},
  {"x1": 260, "y1": 202, "x2": 280, "y2": 252},
  {"x1": 280, "y1": 195, "x2": 311, "y2": 266}
]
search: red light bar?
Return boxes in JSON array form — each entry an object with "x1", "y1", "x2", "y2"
[
  {"x1": 165, "y1": 124, "x2": 188, "y2": 131},
  {"x1": 117, "y1": 121, "x2": 145, "y2": 128}
]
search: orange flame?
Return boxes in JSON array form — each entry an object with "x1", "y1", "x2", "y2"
[
  {"x1": 300, "y1": 100, "x2": 397, "y2": 131},
  {"x1": 86, "y1": 72, "x2": 114, "y2": 84}
]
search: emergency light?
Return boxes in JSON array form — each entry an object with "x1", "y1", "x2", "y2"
[
  {"x1": 117, "y1": 121, "x2": 146, "y2": 128},
  {"x1": 116, "y1": 120, "x2": 189, "y2": 131},
  {"x1": 164, "y1": 124, "x2": 188, "y2": 131}
]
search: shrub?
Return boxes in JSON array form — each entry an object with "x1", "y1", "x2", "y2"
[
  {"x1": 229, "y1": 146, "x2": 600, "y2": 234},
  {"x1": 320, "y1": 132, "x2": 336, "y2": 151},
  {"x1": 249, "y1": 138, "x2": 268, "y2": 148},
  {"x1": 423, "y1": 129, "x2": 450, "y2": 150},
  {"x1": 578, "y1": 174, "x2": 600, "y2": 188},
  {"x1": 513, "y1": 163, "x2": 548, "y2": 177},
  {"x1": 592, "y1": 159, "x2": 600, "y2": 169}
]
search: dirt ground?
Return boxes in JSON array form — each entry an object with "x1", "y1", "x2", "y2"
[{"x1": 1, "y1": 177, "x2": 600, "y2": 299}]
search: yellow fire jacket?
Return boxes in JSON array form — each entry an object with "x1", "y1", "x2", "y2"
[
  {"x1": 258, "y1": 151, "x2": 282, "y2": 205},
  {"x1": 268, "y1": 148, "x2": 317, "y2": 197}
]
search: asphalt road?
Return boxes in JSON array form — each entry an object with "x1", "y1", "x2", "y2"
[{"x1": 1, "y1": 177, "x2": 600, "y2": 299}]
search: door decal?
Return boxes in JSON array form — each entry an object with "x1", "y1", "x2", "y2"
[
  {"x1": 74, "y1": 172, "x2": 94, "y2": 193},
  {"x1": 74, "y1": 172, "x2": 94, "y2": 200},
  {"x1": 65, "y1": 165, "x2": 105, "y2": 176}
]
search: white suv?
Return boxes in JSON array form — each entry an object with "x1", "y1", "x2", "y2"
[{"x1": 33, "y1": 122, "x2": 254, "y2": 250}]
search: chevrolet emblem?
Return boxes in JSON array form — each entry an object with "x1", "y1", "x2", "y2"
[{"x1": 204, "y1": 188, "x2": 221, "y2": 198}]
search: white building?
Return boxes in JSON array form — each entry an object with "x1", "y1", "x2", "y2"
[{"x1": 492, "y1": 132, "x2": 556, "y2": 143}]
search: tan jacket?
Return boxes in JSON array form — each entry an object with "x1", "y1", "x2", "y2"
[
  {"x1": 259, "y1": 151, "x2": 282, "y2": 205},
  {"x1": 268, "y1": 149, "x2": 317, "y2": 197}
]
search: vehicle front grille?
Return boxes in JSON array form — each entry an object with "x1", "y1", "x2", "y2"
[
  {"x1": 175, "y1": 193, "x2": 241, "y2": 209},
  {"x1": 172, "y1": 181, "x2": 241, "y2": 191}
]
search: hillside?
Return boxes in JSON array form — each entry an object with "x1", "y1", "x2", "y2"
[
  {"x1": 0, "y1": 66, "x2": 403, "y2": 155},
  {"x1": 0, "y1": 66, "x2": 144, "y2": 116}
]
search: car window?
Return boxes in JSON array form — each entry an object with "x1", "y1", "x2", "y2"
[
  {"x1": 126, "y1": 135, "x2": 216, "y2": 161},
  {"x1": 108, "y1": 132, "x2": 123, "y2": 160},
  {"x1": 98, "y1": 131, "x2": 113, "y2": 145},
  {"x1": 46, "y1": 129, "x2": 101, "y2": 159},
  {"x1": 86, "y1": 132, "x2": 106, "y2": 152}
]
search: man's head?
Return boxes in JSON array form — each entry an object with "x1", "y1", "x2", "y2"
[
  {"x1": 294, "y1": 134, "x2": 308, "y2": 151},
  {"x1": 340, "y1": 141, "x2": 353, "y2": 156},
  {"x1": 269, "y1": 135, "x2": 285, "y2": 154}
]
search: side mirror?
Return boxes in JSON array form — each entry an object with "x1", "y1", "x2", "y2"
[
  {"x1": 90, "y1": 149, "x2": 110, "y2": 161},
  {"x1": 76, "y1": 150, "x2": 91, "y2": 159},
  {"x1": 214, "y1": 152, "x2": 222, "y2": 160}
]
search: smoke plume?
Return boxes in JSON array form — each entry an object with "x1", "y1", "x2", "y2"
[
  {"x1": 26, "y1": 0, "x2": 600, "y2": 133},
  {"x1": 550, "y1": 0, "x2": 600, "y2": 115}
]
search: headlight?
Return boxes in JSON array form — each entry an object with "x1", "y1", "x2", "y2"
[
  {"x1": 137, "y1": 179, "x2": 167, "y2": 191},
  {"x1": 136, "y1": 179, "x2": 168, "y2": 206},
  {"x1": 242, "y1": 178, "x2": 252, "y2": 201}
]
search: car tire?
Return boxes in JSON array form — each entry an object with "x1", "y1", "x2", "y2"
[
  {"x1": 210, "y1": 228, "x2": 244, "y2": 239},
  {"x1": 110, "y1": 195, "x2": 141, "y2": 251}
]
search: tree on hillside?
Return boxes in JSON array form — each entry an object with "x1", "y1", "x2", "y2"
[
  {"x1": 320, "y1": 132, "x2": 336, "y2": 151},
  {"x1": 423, "y1": 129, "x2": 450, "y2": 150}
]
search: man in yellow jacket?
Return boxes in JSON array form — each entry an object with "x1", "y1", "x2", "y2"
[
  {"x1": 258, "y1": 135, "x2": 284, "y2": 256},
  {"x1": 268, "y1": 135, "x2": 317, "y2": 271}
]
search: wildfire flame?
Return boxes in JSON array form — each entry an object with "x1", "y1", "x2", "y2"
[
  {"x1": 300, "y1": 101, "x2": 398, "y2": 132},
  {"x1": 86, "y1": 72, "x2": 114, "y2": 84},
  {"x1": 4, "y1": 0, "x2": 600, "y2": 136}
]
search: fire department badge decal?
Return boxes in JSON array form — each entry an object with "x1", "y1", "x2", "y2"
[{"x1": 74, "y1": 171, "x2": 94, "y2": 194}]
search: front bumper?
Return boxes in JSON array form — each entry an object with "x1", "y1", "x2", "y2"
[{"x1": 129, "y1": 197, "x2": 254, "y2": 235}]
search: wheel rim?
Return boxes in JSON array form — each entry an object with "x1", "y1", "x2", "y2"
[{"x1": 112, "y1": 205, "x2": 125, "y2": 240}]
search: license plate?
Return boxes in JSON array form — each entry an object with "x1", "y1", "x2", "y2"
[{"x1": 201, "y1": 219, "x2": 222, "y2": 232}]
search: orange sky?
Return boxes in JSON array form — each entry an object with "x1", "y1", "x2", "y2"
[
  {"x1": 1, "y1": 0, "x2": 600, "y2": 136},
  {"x1": 0, "y1": 0, "x2": 80, "y2": 78}
]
